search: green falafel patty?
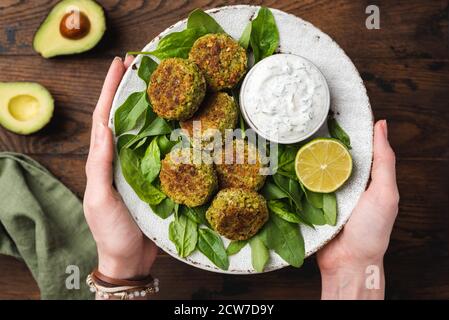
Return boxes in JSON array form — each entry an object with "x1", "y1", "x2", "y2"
[
  {"x1": 206, "y1": 188, "x2": 268, "y2": 240},
  {"x1": 180, "y1": 92, "x2": 238, "y2": 143},
  {"x1": 148, "y1": 58, "x2": 206, "y2": 120},
  {"x1": 189, "y1": 34, "x2": 247, "y2": 91},
  {"x1": 215, "y1": 140, "x2": 267, "y2": 191},
  {"x1": 160, "y1": 147, "x2": 217, "y2": 207}
]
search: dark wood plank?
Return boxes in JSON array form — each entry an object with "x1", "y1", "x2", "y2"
[
  {"x1": 0, "y1": 255, "x2": 40, "y2": 300},
  {"x1": 0, "y1": 0, "x2": 447, "y2": 59}
]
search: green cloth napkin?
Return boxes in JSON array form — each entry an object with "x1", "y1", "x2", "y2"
[{"x1": 0, "y1": 152, "x2": 97, "y2": 299}]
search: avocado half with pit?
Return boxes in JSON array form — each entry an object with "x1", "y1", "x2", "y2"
[
  {"x1": 0, "y1": 82, "x2": 54, "y2": 135},
  {"x1": 33, "y1": 0, "x2": 106, "y2": 58}
]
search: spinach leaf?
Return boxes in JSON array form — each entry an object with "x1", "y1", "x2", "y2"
[
  {"x1": 174, "y1": 203, "x2": 180, "y2": 219},
  {"x1": 300, "y1": 183, "x2": 323, "y2": 208},
  {"x1": 323, "y1": 192, "x2": 337, "y2": 226},
  {"x1": 123, "y1": 117, "x2": 172, "y2": 149},
  {"x1": 273, "y1": 174, "x2": 303, "y2": 209},
  {"x1": 140, "y1": 138, "x2": 161, "y2": 183},
  {"x1": 250, "y1": 7, "x2": 279, "y2": 63},
  {"x1": 197, "y1": 228, "x2": 229, "y2": 270},
  {"x1": 117, "y1": 134, "x2": 135, "y2": 152},
  {"x1": 180, "y1": 205, "x2": 208, "y2": 225},
  {"x1": 268, "y1": 200, "x2": 301, "y2": 224},
  {"x1": 226, "y1": 240, "x2": 248, "y2": 256},
  {"x1": 249, "y1": 234, "x2": 270, "y2": 272},
  {"x1": 328, "y1": 117, "x2": 351, "y2": 149},
  {"x1": 263, "y1": 214, "x2": 305, "y2": 268},
  {"x1": 187, "y1": 8, "x2": 225, "y2": 34},
  {"x1": 302, "y1": 199, "x2": 326, "y2": 225},
  {"x1": 138, "y1": 56, "x2": 158, "y2": 86},
  {"x1": 239, "y1": 21, "x2": 252, "y2": 49},
  {"x1": 277, "y1": 145, "x2": 298, "y2": 174},
  {"x1": 276, "y1": 170, "x2": 299, "y2": 181},
  {"x1": 119, "y1": 148, "x2": 166, "y2": 205},
  {"x1": 114, "y1": 91, "x2": 148, "y2": 136},
  {"x1": 157, "y1": 134, "x2": 178, "y2": 155},
  {"x1": 169, "y1": 214, "x2": 198, "y2": 258},
  {"x1": 139, "y1": 106, "x2": 157, "y2": 134},
  {"x1": 261, "y1": 181, "x2": 288, "y2": 200},
  {"x1": 150, "y1": 197, "x2": 175, "y2": 219},
  {"x1": 130, "y1": 28, "x2": 206, "y2": 60}
]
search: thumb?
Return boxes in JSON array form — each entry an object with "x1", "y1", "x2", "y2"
[
  {"x1": 369, "y1": 120, "x2": 397, "y2": 191},
  {"x1": 85, "y1": 122, "x2": 114, "y2": 189}
]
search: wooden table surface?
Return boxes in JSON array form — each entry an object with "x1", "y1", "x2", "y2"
[{"x1": 0, "y1": 0, "x2": 448, "y2": 300}]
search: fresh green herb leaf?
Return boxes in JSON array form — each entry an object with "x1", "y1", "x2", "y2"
[
  {"x1": 181, "y1": 205, "x2": 208, "y2": 225},
  {"x1": 197, "y1": 228, "x2": 229, "y2": 270},
  {"x1": 174, "y1": 203, "x2": 180, "y2": 219},
  {"x1": 141, "y1": 138, "x2": 161, "y2": 183},
  {"x1": 268, "y1": 200, "x2": 302, "y2": 224},
  {"x1": 123, "y1": 117, "x2": 172, "y2": 149},
  {"x1": 328, "y1": 117, "x2": 351, "y2": 149},
  {"x1": 150, "y1": 197, "x2": 175, "y2": 219},
  {"x1": 187, "y1": 9, "x2": 225, "y2": 34},
  {"x1": 138, "y1": 56, "x2": 158, "y2": 86},
  {"x1": 273, "y1": 174, "x2": 303, "y2": 209},
  {"x1": 263, "y1": 214, "x2": 305, "y2": 268},
  {"x1": 261, "y1": 181, "x2": 288, "y2": 200},
  {"x1": 277, "y1": 145, "x2": 298, "y2": 174},
  {"x1": 226, "y1": 240, "x2": 248, "y2": 256},
  {"x1": 130, "y1": 28, "x2": 206, "y2": 60},
  {"x1": 300, "y1": 182, "x2": 323, "y2": 209},
  {"x1": 249, "y1": 234, "x2": 270, "y2": 272},
  {"x1": 169, "y1": 214, "x2": 198, "y2": 258},
  {"x1": 117, "y1": 134, "x2": 135, "y2": 152},
  {"x1": 323, "y1": 192, "x2": 337, "y2": 226},
  {"x1": 302, "y1": 199, "x2": 326, "y2": 225},
  {"x1": 239, "y1": 21, "x2": 252, "y2": 49},
  {"x1": 139, "y1": 107, "x2": 157, "y2": 134},
  {"x1": 157, "y1": 134, "x2": 178, "y2": 155},
  {"x1": 114, "y1": 91, "x2": 148, "y2": 136},
  {"x1": 119, "y1": 148, "x2": 166, "y2": 205},
  {"x1": 250, "y1": 7, "x2": 279, "y2": 63}
]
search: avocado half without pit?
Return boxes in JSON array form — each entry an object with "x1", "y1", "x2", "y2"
[
  {"x1": 0, "y1": 82, "x2": 54, "y2": 135},
  {"x1": 33, "y1": 0, "x2": 106, "y2": 58}
]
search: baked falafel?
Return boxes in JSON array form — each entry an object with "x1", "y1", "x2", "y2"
[
  {"x1": 180, "y1": 92, "x2": 238, "y2": 143},
  {"x1": 189, "y1": 33, "x2": 247, "y2": 91},
  {"x1": 215, "y1": 139, "x2": 267, "y2": 191},
  {"x1": 160, "y1": 147, "x2": 217, "y2": 207},
  {"x1": 148, "y1": 58, "x2": 206, "y2": 120},
  {"x1": 206, "y1": 188, "x2": 268, "y2": 240}
]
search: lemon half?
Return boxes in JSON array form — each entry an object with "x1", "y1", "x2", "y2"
[{"x1": 295, "y1": 138, "x2": 352, "y2": 193}]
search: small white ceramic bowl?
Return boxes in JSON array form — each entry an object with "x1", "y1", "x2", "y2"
[{"x1": 239, "y1": 53, "x2": 330, "y2": 144}]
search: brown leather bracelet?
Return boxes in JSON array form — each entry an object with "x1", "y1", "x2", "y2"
[{"x1": 92, "y1": 268, "x2": 153, "y2": 287}]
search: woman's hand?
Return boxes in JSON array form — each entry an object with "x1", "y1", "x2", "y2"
[
  {"x1": 83, "y1": 56, "x2": 158, "y2": 281},
  {"x1": 317, "y1": 120, "x2": 399, "y2": 299}
]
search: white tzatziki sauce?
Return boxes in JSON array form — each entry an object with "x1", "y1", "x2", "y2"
[{"x1": 240, "y1": 54, "x2": 329, "y2": 143}]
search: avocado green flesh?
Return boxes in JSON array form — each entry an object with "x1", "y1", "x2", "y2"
[
  {"x1": 0, "y1": 82, "x2": 54, "y2": 135},
  {"x1": 33, "y1": 0, "x2": 106, "y2": 58}
]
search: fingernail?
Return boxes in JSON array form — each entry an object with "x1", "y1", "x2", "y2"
[
  {"x1": 113, "y1": 56, "x2": 122, "y2": 63},
  {"x1": 125, "y1": 53, "x2": 131, "y2": 60},
  {"x1": 95, "y1": 122, "x2": 106, "y2": 145},
  {"x1": 382, "y1": 120, "x2": 388, "y2": 138}
]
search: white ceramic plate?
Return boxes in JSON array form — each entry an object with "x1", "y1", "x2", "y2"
[{"x1": 109, "y1": 5, "x2": 373, "y2": 274}]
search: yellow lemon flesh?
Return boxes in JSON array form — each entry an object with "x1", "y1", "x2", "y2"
[{"x1": 295, "y1": 138, "x2": 352, "y2": 193}]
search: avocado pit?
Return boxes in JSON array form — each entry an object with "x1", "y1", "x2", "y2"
[
  {"x1": 8, "y1": 95, "x2": 40, "y2": 121},
  {"x1": 59, "y1": 11, "x2": 91, "y2": 40}
]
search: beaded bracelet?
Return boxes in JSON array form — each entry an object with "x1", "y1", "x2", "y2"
[{"x1": 86, "y1": 268, "x2": 159, "y2": 300}]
